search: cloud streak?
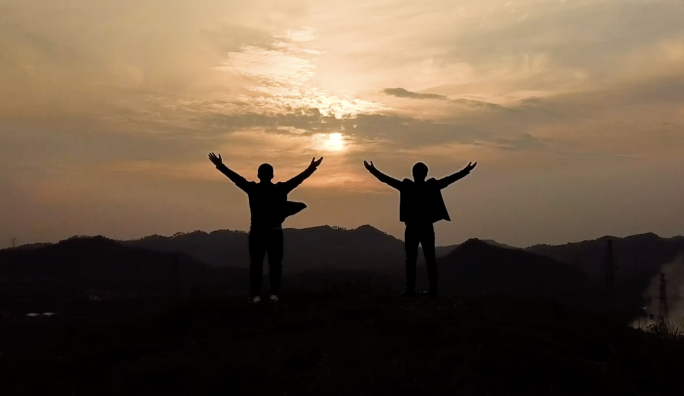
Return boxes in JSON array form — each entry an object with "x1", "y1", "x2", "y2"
[
  {"x1": 383, "y1": 87, "x2": 506, "y2": 111},
  {"x1": 383, "y1": 87, "x2": 447, "y2": 100}
]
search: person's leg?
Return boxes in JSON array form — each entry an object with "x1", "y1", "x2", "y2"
[
  {"x1": 420, "y1": 224, "x2": 438, "y2": 295},
  {"x1": 404, "y1": 224, "x2": 419, "y2": 294},
  {"x1": 267, "y1": 229, "x2": 284, "y2": 296},
  {"x1": 249, "y1": 230, "x2": 267, "y2": 298}
]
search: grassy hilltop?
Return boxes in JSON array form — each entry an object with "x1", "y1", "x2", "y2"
[{"x1": 1, "y1": 287, "x2": 683, "y2": 396}]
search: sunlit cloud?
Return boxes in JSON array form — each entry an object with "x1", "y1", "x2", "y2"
[
  {"x1": 214, "y1": 27, "x2": 388, "y2": 119},
  {"x1": 216, "y1": 45, "x2": 316, "y2": 91},
  {"x1": 279, "y1": 27, "x2": 317, "y2": 42},
  {"x1": 383, "y1": 88, "x2": 446, "y2": 100}
]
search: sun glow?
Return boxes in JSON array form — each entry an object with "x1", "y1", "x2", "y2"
[{"x1": 318, "y1": 132, "x2": 347, "y2": 152}]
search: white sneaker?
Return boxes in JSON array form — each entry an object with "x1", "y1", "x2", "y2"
[
  {"x1": 249, "y1": 296, "x2": 261, "y2": 303},
  {"x1": 270, "y1": 295, "x2": 279, "y2": 302}
]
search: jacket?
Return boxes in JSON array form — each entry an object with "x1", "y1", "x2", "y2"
[{"x1": 398, "y1": 178, "x2": 450, "y2": 224}]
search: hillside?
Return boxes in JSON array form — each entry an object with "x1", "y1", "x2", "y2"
[
  {"x1": 526, "y1": 233, "x2": 684, "y2": 281},
  {"x1": 4, "y1": 228, "x2": 682, "y2": 314},
  {"x1": 0, "y1": 236, "x2": 402, "y2": 297},
  {"x1": 431, "y1": 240, "x2": 519, "y2": 257},
  {"x1": 526, "y1": 233, "x2": 684, "y2": 309},
  {"x1": 124, "y1": 229, "x2": 249, "y2": 268},
  {"x1": 0, "y1": 236, "x2": 247, "y2": 295},
  {"x1": 122, "y1": 225, "x2": 521, "y2": 272},
  {"x1": 421, "y1": 239, "x2": 591, "y2": 303},
  {"x1": 1, "y1": 235, "x2": 596, "y2": 304},
  {"x1": 1, "y1": 292, "x2": 682, "y2": 396},
  {"x1": 124, "y1": 225, "x2": 407, "y2": 273}
]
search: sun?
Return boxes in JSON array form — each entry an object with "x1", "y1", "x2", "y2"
[
  {"x1": 322, "y1": 132, "x2": 346, "y2": 152},
  {"x1": 313, "y1": 132, "x2": 348, "y2": 152},
  {"x1": 328, "y1": 132, "x2": 343, "y2": 147}
]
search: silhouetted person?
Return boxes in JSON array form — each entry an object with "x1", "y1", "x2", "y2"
[
  {"x1": 364, "y1": 160, "x2": 477, "y2": 297},
  {"x1": 209, "y1": 153, "x2": 323, "y2": 303}
]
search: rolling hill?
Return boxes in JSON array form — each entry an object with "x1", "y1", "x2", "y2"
[
  {"x1": 0, "y1": 236, "x2": 247, "y2": 295},
  {"x1": 123, "y1": 225, "x2": 407, "y2": 273},
  {"x1": 3, "y1": 227, "x2": 682, "y2": 310},
  {"x1": 416, "y1": 239, "x2": 592, "y2": 303}
]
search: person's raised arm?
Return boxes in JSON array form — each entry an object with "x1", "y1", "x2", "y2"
[
  {"x1": 363, "y1": 161, "x2": 403, "y2": 190},
  {"x1": 435, "y1": 162, "x2": 477, "y2": 189},
  {"x1": 208, "y1": 152, "x2": 250, "y2": 192},
  {"x1": 282, "y1": 157, "x2": 323, "y2": 193}
]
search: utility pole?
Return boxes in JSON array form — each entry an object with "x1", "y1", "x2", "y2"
[
  {"x1": 11, "y1": 237, "x2": 17, "y2": 248},
  {"x1": 658, "y1": 273, "x2": 669, "y2": 322}
]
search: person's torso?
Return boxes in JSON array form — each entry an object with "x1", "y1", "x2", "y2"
[
  {"x1": 399, "y1": 179, "x2": 450, "y2": 224},
  {"x1": 247, "y1": 182, "x2": 288, "y2": 229}
]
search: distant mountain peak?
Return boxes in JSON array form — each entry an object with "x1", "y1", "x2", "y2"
[
  {"x1": 624, "y1": 232, "x2": 661, "y2": 240},
  {"x1": 455, "y1": 238, "x2": 491, "y2": 251},
  {"x1": 448, "y1": 238, "x2": 527, "y2": 260},
  {"x1": 355, "y1": 224, "x2": 384, "y2": 234},
  {"x1": 481, "y1": 239, "x2": 520, "y2": 250},
  {"x1": 461, "y1": 238, "x2": 485, "y2": 245},
  {"x1": 58, "y1": 235, "x2": 122, "y2": 249}
]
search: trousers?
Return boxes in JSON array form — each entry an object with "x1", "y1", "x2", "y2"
[
  {"x1": 249, "y1": 229, "x2": 283, "y2": 297},
  {"x1": 404, "y1": 223, "x2": 438, "y2": 292}
]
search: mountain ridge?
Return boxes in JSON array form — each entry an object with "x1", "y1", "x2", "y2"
[
  {"x1": 9, "y1": 226, "x2": 682, "y2": 255},
  {"x1": 3, "y1": 227, "x2": 683, "y2": 314}
]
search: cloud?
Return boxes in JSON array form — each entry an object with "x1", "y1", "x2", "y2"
[
  {"x1": 278, "y1": 27, "x2": 317, "y2": 42},
  {"x1": 473, "y1": 133, "x2": 545, "y2": 151},
  {"x1": 383, "y1": 87, "x2": 505, "y2": 110},
  {"x1": 212, "y1": 27, "x2": 387, "y2": 119},
  {"x1": 383, "y1": 87, "x2": 447, "y2": 100}
]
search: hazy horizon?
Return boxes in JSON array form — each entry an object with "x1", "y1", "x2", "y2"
[
  {"x1": 2, "y1": 0, "x2": 683, "y2": 248},
  {"x1": 5, "y1": 223, "x2": 681, "y2": 251}
]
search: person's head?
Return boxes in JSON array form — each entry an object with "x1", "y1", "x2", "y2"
[
  {"x1": 412, "y1": 162, "x2": 428, "y2": 182},
  {"x1": 257, "y1": 163, "x2": 274, "y2": 182}
]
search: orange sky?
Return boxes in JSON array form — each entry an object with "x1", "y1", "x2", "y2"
[{"x1": 1, "y1": 0, "x2": 683, "y2": 247}]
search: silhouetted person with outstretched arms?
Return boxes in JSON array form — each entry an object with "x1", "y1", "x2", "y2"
[
  {"x1": 209, "y1": 153, "x2": 323, "y2": 303},
  {"x1": 364, "y1": 160, "x2": 477, "y2": 297}
]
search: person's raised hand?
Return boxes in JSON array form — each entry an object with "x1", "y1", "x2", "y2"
[
  {"x1": 208, "y1": 152, "x2": 223, "y2": 166},
  {"x1": 464, "y1": 162, "x2": 477, "y2": 172},
  {"x1": 308, "y1": 157, "x2": 323, "y2": 169},
  {"x1": 363, "y1": 160, "x2": 376, "y2": 172}
]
